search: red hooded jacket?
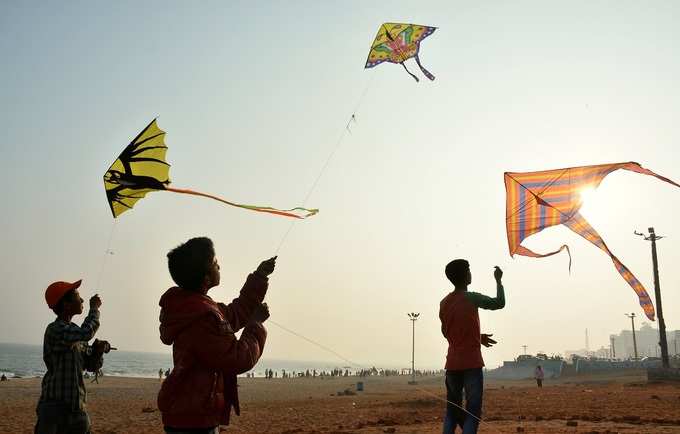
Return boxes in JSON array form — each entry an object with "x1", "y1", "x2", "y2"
[{"x1": 157, "y1": 273, "x2": 267, "y2": 428}]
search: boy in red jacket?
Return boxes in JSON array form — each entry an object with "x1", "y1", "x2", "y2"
[{"x1": 158, "y1": 237, "x2": 274, "y2": 434}]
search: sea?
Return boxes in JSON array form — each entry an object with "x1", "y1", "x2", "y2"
[{"x1": 0, "y1": 343, "x2": 355, "y2": 379}]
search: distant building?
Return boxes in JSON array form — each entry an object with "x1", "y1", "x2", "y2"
[
  {"x1": 564, "y1": 346, "x2": 610, "y2": 360},
  {"x1": 611, "y1": 322, "x2": 680, "y2": 359}
]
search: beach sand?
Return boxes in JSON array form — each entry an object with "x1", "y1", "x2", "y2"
[{"x1": 2, "y1": 372, "x2": 680, "y2": 433}]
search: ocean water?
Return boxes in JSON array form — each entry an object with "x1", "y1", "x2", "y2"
[{"x1": 0, "y1": 343, "x2": 352, "y2": 379}]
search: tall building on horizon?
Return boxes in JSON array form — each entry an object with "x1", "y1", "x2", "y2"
[{"x1": 610, "y1": 323, "x2": 680, "y2": 359}]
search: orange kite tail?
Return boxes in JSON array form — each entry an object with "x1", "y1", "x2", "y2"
[{"x1": 165, "y1": 187, "x2": 319, "y2": 219}]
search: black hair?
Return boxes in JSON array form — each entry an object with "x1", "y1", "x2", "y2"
[
  {"x1": 52, "y1": 289, "x2": 77, "y2": 315},
  {"x1": 167, "y1": 237, "x2": 215, "y2": 291},
  {"x1": 445, "y1": 259, "x2": 470, "y2": 286}
]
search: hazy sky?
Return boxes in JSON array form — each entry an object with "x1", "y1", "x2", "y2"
[{"x1": 2, "y1": 1, "x2": 679, "y2": 370}]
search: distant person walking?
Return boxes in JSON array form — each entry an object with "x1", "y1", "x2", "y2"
[
  {"x1": 534, "y1": 365, "x2": 544, "y2": 388},
  {"x1": 158, "y1": 369, "x2": 164, "y2": 382},
  {"x1": 440, "y1": 260, "x2": 506, "y2": 434}
]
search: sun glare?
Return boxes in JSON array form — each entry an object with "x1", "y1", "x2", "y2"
[
  {"x1": 579, "y1": 186, "x2": 597, "y2": 204},
  {"x1": 578, "y1": 186, "x2": 601, "y2": 218}
]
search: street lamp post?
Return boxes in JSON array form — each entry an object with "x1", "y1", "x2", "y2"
[
  {"x1": 625, "y1": 313, "x2": 638, "y2": 360},
  {"x1": 635, "y1": 227, "x2": 670, "y2": 368},
  {"x1": 610, "y1": 335, "x2": 616, "y2": 359},
  {"x1": 407, "y1": 312, "x2": 419, "y2": 385}
]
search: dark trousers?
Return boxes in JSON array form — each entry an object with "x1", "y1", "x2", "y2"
[
  {"x1": 442, "y1": 368, "x2": 483, "y2": 434},
  {"x1": 536, "y1": 378, "x2": 543, "y2": 387},
  {"x1": 164, "y1": 427, "x2": 218, "y2": 434},
  {"x1": 35, "y1": 402, "x2": 90, "y2": 434}
]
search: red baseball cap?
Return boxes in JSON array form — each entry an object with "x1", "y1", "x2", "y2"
[{"x1": 45, "y1": 280, "x2": 82, "y2": 308}]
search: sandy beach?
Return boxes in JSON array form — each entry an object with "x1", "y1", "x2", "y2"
[{"x1": 2, "y1": 371, "x2": 680, "y2": 433}]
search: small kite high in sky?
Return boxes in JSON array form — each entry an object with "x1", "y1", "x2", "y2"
[
  {"x1": 104, "y1": 119, "x2": 319, "y2": 219},
  {"x1": 365, "y1": 23, "x2": 436, "y2": 82},
  {"x1": 504, "y1": 162, "x2": 680, "y2": 320}
]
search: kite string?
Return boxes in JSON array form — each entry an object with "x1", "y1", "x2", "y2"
[
  {"x1": 274, "y1": 72, "x2": 376, "y2": 255},
  {"x1": 268, "y1": 318, "x2": 498, "y2": 432},
  {"x1": 95, "y1": 220, "x2": 117, "y2": 291}
]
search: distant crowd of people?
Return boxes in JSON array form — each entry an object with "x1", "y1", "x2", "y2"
[{"x1": 249, "y1": 367, "x2": 446, "y2": 379}]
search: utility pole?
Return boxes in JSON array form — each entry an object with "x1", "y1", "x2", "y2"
[
  {"x1": 407, "y1": 312, "x2": 419, "y2": 385},
  {"x1": 635, "y1": 228, "x2": 670, "y2": 368},
  {"x1": 625, "y1": 313, "x2": 639, "y2": 360},
  {"x1": 610, "y1": 335, "x2": 616, "y2": 359},
  {"x1": 522, "y1": 345, "x2": 528, "y2": 355}
]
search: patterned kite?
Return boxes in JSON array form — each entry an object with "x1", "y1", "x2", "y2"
[
  {"x1": 365, "y1": 23, "x2": 436, "y2": 82},
  {"x1": 104, "y1": 119, "x2": 319, "y2": 219},
  {"x1": 505, "y1": 162, "x2": 680, "y2": 320}
]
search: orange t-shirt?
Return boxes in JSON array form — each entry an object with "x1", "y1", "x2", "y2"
[{"x1": 439, "y1": 291, "x2": 483, "y2": 370}]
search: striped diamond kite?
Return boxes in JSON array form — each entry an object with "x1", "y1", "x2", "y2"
[{"x1": 504, "y1": 162, "x2": 680, "y2": 320}]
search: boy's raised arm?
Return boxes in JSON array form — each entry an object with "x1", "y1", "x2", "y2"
[
  {"x1": 219, "y1": 257, "x2": 275, "y2": 331},
  {"x1": 192, "y1": 318, "x2": 267, "y2": 375},
  {"x1": 56, "y1": 296, "x2": 101, "y2": 346},
  {"x1": 465, "y1": 267, "x2": 506, "y2": 310}
]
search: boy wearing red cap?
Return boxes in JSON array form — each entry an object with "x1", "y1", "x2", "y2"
[
  {"x1": 158, "y1": 237, "x2": 274, "y2": 434},
  {"x1": 35, "y1": 280, "x2": 112, "y2": 434}
]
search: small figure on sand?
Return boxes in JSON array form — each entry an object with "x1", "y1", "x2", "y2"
[
  {"x1": 157, "y1": 237, "x2": 275, "y2": 433},
  {"x1": 1, "y1": 374, "x2": 7, "y2": 381},
  {"x1": 440, "y1": 261, "x2": 506, "y2": 434},
  {"x1": 158, "y1": 368, "x2": 164, "y2": 381},
  {"x1": 534, "y1": 365, "x2": 544, "y2": 388},
  {"x1": 35, "y1": 280, "x2": 112, "y2": 434}
]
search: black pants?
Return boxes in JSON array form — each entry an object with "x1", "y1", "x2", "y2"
[
  {"x1": 442, "y1": 368, "x2": 483, "y2": 433},
  {"x1": 35, "y1": 402, "x2": 90, "y2": 434},
  {"x1": 164, "y1": 427, "x2": 219, "y2": 434}
]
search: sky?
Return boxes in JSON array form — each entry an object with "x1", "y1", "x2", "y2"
[{"x1": 1, "y1": 0, "x2": 679, "y2": 370}]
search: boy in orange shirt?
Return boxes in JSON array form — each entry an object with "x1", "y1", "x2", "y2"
[{"x1": 439, "y1": 260, "x2": 505, "y2": 433}]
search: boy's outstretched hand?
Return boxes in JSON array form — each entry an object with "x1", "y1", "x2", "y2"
[
  {"x1": 255, "y1": 256, "x2": 277, "y2": 278},
  {"x1": 481, "y1": 333, "x2": 497, "y2": 348},
  {"x1": 493, "y1": 266, "x2": 503, "y2": 282},
  {"x1": 250, "y1": 303, "x2": 270, "y2": 324},
  {"x1": 90, "y1": 294, "x2": 102, "y2": 310}
]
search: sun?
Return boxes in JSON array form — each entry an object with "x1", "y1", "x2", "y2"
[
  {"x1": 579, "y1": 186, "x2": 597, "y2": 204},
  {"x1": 578, "y1": 186, "x2": 601, "y2": 218}
]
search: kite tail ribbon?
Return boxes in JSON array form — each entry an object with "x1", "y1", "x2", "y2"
[
  {"x1": 400, "y1": 62, "x2": 420, "y2": 82},
  {"x1": 165, "y1": 187, "x2": 319, "y2": 219},
  {"x1": 563, "y1": 212, "x2": 655, "y2": 321},
  {"x1": 414, "y1": 55, "x2": 435, "y2": 81},
  {"x1": 514, "y1": 244, "x2": 572, "y2": 272}
]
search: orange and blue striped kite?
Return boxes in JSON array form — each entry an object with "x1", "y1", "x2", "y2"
[{"x1": 504, "y1": 162, "x2": 680, "y2": 320}]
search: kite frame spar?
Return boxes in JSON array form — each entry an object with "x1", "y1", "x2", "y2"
[{"x1": 505, "y1": 161, "x2": 680, "y2": 321}]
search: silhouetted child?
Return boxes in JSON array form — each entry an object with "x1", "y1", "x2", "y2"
[
  {"x1": 35, "y1": 280, "x2": 112, "y2": 434},
  {"x1": 440, "y1": 260, "x2": 506, "y2": 434},
  {"x1": 157, "y1": 237, "x2": 274, "y2": 434}
]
